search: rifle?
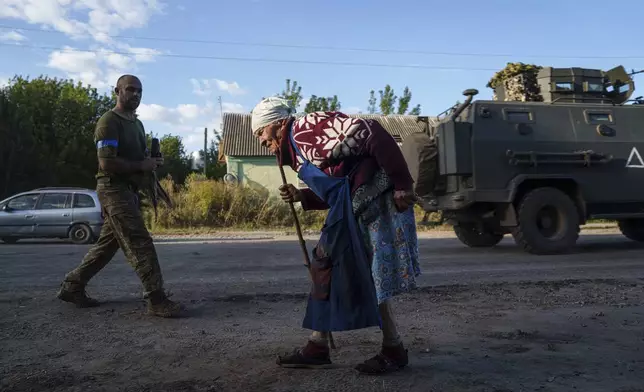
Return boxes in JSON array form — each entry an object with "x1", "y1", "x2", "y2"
[{"x1": 149, "y1": 137, "x2": 173, "y2": 220}]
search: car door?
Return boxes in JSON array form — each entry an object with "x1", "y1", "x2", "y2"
[
  {"x1": 0, "y1": 193, "x2": 41, "y2": 236},
  {"x1": 34, "y1": 193, "x2": 74, "y2": 237}
]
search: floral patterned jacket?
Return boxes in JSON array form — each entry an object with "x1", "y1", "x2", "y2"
[{"x1": 277, "y1": 111, "x2": 414, "y2": 210}]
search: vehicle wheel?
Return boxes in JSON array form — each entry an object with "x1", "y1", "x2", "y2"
[
  {"x1": 69, "y1": 224, "x2": 94, "y2": 245},
  {"x1": 618, "y1": 219, "x2": 644, "y2": 242},
  {"x1": 512, "y1": 187, "x2": 580, "y2": 255},
  {"x1": 453, "y1": 223, "x2": 504, "y2": 247},
  {"x1": 1, "y1": 237, "x2": 19, "y2": 244}
]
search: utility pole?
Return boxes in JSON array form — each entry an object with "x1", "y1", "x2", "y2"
[
  {"x1": 217, "y1": 96, "x2": 224, "y2": 142},
  {"x1": 203, "y1": 127, "x2": 208, "y2": 176}
]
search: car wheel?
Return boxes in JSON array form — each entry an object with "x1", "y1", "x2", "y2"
[
  {"x1": 69, "y1": 224, "x2": 94, "y2": 245},
  {"x1": 1, "y1": 237, "x2": 19, "y2": 244},
  {"x1": 512, "y1": 187, "x2": 580, "y2": 255}
]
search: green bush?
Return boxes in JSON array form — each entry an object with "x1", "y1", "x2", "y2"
[{"x1": 143, "y1": 173, "x2": 444, "y2": 233}]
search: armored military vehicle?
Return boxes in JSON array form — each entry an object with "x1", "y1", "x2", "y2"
[{"x1": 401, "y1": 65, "x2": 644, "y2": 254}]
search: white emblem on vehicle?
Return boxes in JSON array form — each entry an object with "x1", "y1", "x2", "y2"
[{"x1": 625, "y1": 147, "x2": 644, "y2": 168}]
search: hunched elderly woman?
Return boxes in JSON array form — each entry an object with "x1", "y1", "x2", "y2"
[{"x1": 250, "y1": 97, "x2": 421, "y2": 375}]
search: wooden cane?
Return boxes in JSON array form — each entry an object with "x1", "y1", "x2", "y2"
[{"x1": 276, "y1": 155, "x2": 336, "y2": 350}]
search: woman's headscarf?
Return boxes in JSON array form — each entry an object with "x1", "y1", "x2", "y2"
[{"x1": 250, "y1": 96, "x2": 295, "y2": 134}]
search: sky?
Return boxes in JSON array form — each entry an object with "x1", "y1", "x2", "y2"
[{"x1": 0, "y1": 0, "x2": 643, "y2": 158}]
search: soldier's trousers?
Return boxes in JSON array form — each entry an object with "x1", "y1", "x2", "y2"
[{"x1": 62, "y1": 185, "x2": 164, "y2": 298}]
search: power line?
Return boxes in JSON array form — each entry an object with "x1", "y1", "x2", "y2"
[
  {"x1": 0, "y1": 42, "x2": 501, "y2": 71},
  {"x1": 1, "y1": 24, "x2": 643, "y2": 60}
]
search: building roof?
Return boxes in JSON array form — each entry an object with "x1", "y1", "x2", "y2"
[{"x1": 220, "y1": 112, "x2": 437, "y2": 157}]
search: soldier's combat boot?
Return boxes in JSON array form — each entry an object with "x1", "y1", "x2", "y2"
[
  {"x1": 145, "y1": 290, "x2": 182, "y2": 318},
  {"x1": 56, "y1": 282, "x2": 100, "y2": 308}
]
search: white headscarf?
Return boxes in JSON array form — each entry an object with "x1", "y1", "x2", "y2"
[{"x1": 250, "y1": 96, "x2": 295, "y2": 134}]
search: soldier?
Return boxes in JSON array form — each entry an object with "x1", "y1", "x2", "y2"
[{"x1": 56, "y1": 74, "x2": 182, "y2": 318}]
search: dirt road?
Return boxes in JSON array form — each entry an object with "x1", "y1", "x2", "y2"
[{"x1": 1, "y1": 233, "x2": 643, "y2": 392}]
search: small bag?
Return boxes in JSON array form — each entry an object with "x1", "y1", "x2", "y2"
[{"x1": 309, "y1": 243, "x2": 333, "y2": 301}]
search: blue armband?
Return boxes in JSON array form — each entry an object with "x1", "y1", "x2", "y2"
[{"x1": 96, "y1": 139, "x2": 118, "y2": 149}]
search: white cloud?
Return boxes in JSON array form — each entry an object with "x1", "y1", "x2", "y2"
[
  {"x1": 190, "y1": 78, "x2": 247, "y2": 97},
  {"x1": 0, "y1": 75, "x2": 10, "y2": 88},
  {"x1": 135, "y1": 100, "x2": 245, "y2": 154},
  {"x1": 119, "y1": 44, "x2": 162, "y2": 63},
  {"x1": 0, "y1": 0, "x2": 166, "y2": 89},
  {"x1": 102, "y1": 51, "x2": 134, "y2": 70},
  {"x1": 0, "y1": 30, "x2": 27, "y2": 42},
  {"x1": 137, "y1": 103, "x2": 209, "y2": 125},
  {"x1": 46, "y1": 46, "x2": 132, "y2": 88}
]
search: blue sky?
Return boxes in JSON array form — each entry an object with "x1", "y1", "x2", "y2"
[{"x1": 1, "y1": 0, "x2": 643, "y2": 157}]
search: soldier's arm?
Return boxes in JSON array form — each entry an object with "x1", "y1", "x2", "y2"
[{"x1": 95, "y1": 116, "x2": 145, "y2": 174}]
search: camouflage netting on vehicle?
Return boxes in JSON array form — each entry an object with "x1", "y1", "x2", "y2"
[
  {"x1": 488, "y1": 62, "x2": 543, "y2": 102},
  {"x1": 494, "y1": 73, "x2": 543, "y2": 102}
]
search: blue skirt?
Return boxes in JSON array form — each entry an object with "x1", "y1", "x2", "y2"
[{"x1": 357, "y1": 191, "x2": 421, "y2": 304}]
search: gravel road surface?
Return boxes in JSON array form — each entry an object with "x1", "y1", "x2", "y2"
[{"x1": 1, "y1": 232, "x2": 643, "y2": 392}]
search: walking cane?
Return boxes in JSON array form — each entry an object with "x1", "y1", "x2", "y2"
[{"x1": 276, "y1": 155, "x2": 336, "y2": 350}]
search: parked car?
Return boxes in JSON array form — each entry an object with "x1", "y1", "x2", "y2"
[{"x1": 0, "y1": 187, "x2": 104, "y2": 244}]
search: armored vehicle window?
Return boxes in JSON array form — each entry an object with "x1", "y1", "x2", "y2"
[
  {"x1": 505, "y1": 110, "x2": 532, "y2": 123},
  {"x1": 589, "y1": 113, "x2": 611, "y2": 122},
  {"x1": 584, "y1": 82, "x2": 603, "y2": 92},
  {"x1": 584, "y1": 110, "x2": 614, "y2": 125},
  {"x1": 554, "y1": 82, "x2": 573, "y2": 91}
]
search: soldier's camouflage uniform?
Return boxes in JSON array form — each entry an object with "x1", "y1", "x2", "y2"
[{"x1": 57, "y1": 109, "x2": 181, "y2": 317}]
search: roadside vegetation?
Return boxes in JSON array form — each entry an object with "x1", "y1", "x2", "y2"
[{"x1": 142, "y1": 173, "x2": 446, "y2": 234}]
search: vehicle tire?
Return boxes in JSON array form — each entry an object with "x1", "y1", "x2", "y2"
[
  {"x1": 453, "y1": 223, "x2": 504, "y2": 247},
  {"x1": 69, "y1": 224, "x2": 94, "y2": 245},
  {"x1": 512, "y1": 187, "x2": 580, "y2": 255},
  {"x1": 1, "y1": 237, "x2": 19, "y2": 244},
  {"x1": 617, "y1": 219, "x2": 644, "y2": 242}
]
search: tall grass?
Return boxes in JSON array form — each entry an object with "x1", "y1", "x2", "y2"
[
  {"x1": 143, "y1": 173, "x2": 327, "y2": 232},
  {"x1": 142, "y1": 173, "x2": 444, "y2": 233}
]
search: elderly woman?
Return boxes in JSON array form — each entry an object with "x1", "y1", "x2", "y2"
[{"x1": 250, "y1": 97, "x2": 421, "y2": 375}]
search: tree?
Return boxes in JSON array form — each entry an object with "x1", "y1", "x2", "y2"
[
  {"x1": 304, "y1": 95, "x2": 341, "y2": 113},
  {"x1": 195, "y1": 130, "x2": 226, "y2": 180},
  {"x1": 369, "y1": 84, "x2": 422, "y2": 115},
  {"x1": 278, "y1": 79, "x2": 303, "y2": 110},
  {"x1": 367, "y1": 90, "x2": 377, "y2": 114},
  {"x1": 379, "y1": 85, "x2": 397, "y2": 115},
  {"x1": 397, "y1": 86, "x2": 421, "y2": 115},
  {"x1": 0, "y1": 75, "x2": 115, "y2": 198},
  {"x1": 0, "y1": 74, "x2": 203, "y2": 200}
]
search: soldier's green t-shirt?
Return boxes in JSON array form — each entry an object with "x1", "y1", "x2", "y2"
[{"x1": 94, "y1": 109, "x2": 148, "y2": 187}]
